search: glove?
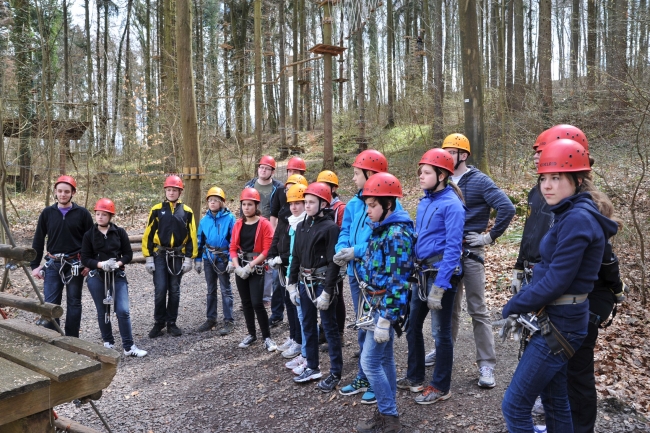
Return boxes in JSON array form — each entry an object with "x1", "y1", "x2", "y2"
[
  {"x1": 268, "y1": 256, "x2": 283, "y2": 270},
  {"x1": 315, "y1": 291, "x2": 331, "y2": 310},
  {"x1": 181, "y1": 257, "x2": 193, "y2": 274},
  {"x1": 614, "y1": 282, "x2": 629, "y2": 303},
  {"x1": 465, "y1": 231, "x2": 493, "y2": 247},
  {"x1": 235, "y1": 265, "x2": 251, "y2": 280},
  {"x1": 287, "y1": 284, "x2": 300, "y2": 306},
  {"x1": 511, "y1": 269, "x2": 524, "y2": 295},
  {"x1": 499, "y1": 314, "x2": 521, "y2": 343},
  {"x1": 427, "y1": 285, "x2": 445, "y2": 310},
  {"x1": 145, "y1": 257, "x2": 155, "y2": 275},
  {"x1": 333, "y1": 247, "x2": 355, "y2": 267},
  {"x1": 100, "y1": 258, "x2": 116, "y2": 271},
  {"x1": 374, "y1": 317, "x2": 391, "y2": 343},
  {"x1": 226, "y1": 262, "x2": 235, "y2": 273},
  {"x1": 194, "y1": 260, "x2": 203, "y2": 274}
]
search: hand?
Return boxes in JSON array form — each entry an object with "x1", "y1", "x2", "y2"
[
  {"x1": 465, "y1": 231, "x2": 493, "y2": 247},
  {"x1": 194, "y1": 260, "x2": 203, "y2": 274},
  {"x1": 614, "y1": 282, "x2": 629, "y2": 303},
  {"x1": 235, "y1": 265, "x2": 251, "y2": 280},
  {"x1": 499, "y1": 314, "x2": 521, "y2": 343},
  {"x1": 287, "y1": 284, "x2": 300, "y2": 306},
  {"x1": 145, "y1": 256, "x2": 155, "y2": 275},
  {"x1": 268, "y1": 256, "x2": 283, "y2": 270},
  {"x1": 374, "y1": 317, "x2": 391, "y2": 343},
  {"x1": 511, "y1": 269, "x2": 524, "y2": 295},
  {"x1": 427, "y1": 285, "x2": 445, "y2": 310},
  {"x1": 315, "y1": 291, "x2": 331, "y2": 310},
  {"x1": 32, "y1": 266, "x2": 44, "y2": 280},
  {"x1": 81, "y1": 267, "x2": 90, "y2": 277},
  {"x1": 333, "y1": 248, "x2": 354, "y2": 267},
  {"x1": 181, "y1": 257, "x2": 193, "y2": 274},
  {"x1": 226, "y1": 262, "x2": 235, "y2": 273},
  {"x1": 101, "y1": 258, "x2": 116, "y2": 271}
]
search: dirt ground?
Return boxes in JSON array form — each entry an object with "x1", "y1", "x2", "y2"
[{"x1": 4, "y1": 256, "x2": 649, "y2": 433}]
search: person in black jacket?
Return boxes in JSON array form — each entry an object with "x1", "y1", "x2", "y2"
[
  {"x1": 81, "y1": 199, "x2": 147, "y2": 357},
  {"x1": 31, "y1": 175, "x2": 93, "y2": 337},
  {"x1": 287, "y1": 182, "x2": 342, "y2": 392}
]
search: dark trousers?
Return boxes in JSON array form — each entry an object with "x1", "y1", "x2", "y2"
[
  {"x1": 43, "y1": 260, "x2": 84, "y2": 337},
  {"x1": 87, "y1": 271, "x2": 134, "y2": 351},
  {"x1": 284, "y1": 288, "x2": 301, "y2": 344},
  {"x1": 270, "y1": 269, "x2": 285, "y2": 321},
  {"x1": 153, "y1": 253, "x2": 183, "y2": 324},
  {"x1": 335, "y1": 279, "x2": 346, "y2": 335},
  {"x1": 236, "y1": 272, "x2": 270, "y2": 339}
]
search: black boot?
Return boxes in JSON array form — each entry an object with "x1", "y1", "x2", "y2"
[{"x1": 148, "y1": 322, "x2": 165, "y2": 338}]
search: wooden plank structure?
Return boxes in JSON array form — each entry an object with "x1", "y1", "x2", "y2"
[{"x1": 2, "y1": 119, "x2": 89, "y2": 140}]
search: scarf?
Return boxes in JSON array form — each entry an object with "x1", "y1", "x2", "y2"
[{"x1": 288, "y1": 212, "x2": 306, "y2": 231}]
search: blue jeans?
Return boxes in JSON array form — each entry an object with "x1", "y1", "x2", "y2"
[
  {"x1": 153, "y1": 253, "x2": 183, "y2": 324},
  {"x1": 406, "y1": 277, "x2": 457, "y2": 391},
  {"x1": 43, "y1": 259, "x2": 84, "y2": 337},
  {"x1": 299, "y1": 282, "x2": 342, "y2": 376},
  {"x1": 361, "y1": 313, "x2": 397, "y2": 416},
  {"x1": 349, "y1": 275, "x2": 367, "y2": 380},
  {"x1": 502, "y1": 331, "x2": 586, "y2": 433},
  {"x1": 203, "y1": 260, "x2": 234, "y2": 322},
  {"x1": 270, "y1": 269, "x2": 285, "y2": 322},
  {"x1": 87, "y1": 270, "x2": 134, "y2": 351},
  {"x1": 294, "y1": 293, "x2": 307, "y2": 357}
]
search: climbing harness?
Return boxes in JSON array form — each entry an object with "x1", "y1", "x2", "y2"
[
  {"x1": 157, "y1": 246, "x2": 185, "y2": 276},
  {"x1": 206, "y1": 245, "x2": 229, "y2": 275},
  {"x1": 350, "y1": 262, "x2": 386, "y2": 332},
  {"x1": 46, "y1": 252, "x2": 83, "y2": 284},
  {"x1": 238, "y1": 251, "x2": 265, "y2": 275}
]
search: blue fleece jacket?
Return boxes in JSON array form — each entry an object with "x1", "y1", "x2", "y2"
[
  {"x1": 503, "y1": 193, "x2": 619, "y2": 333},
  {"x1": 335, "y1": 190, "x2": 403, "y2": 276},
  {"x1": 356, "y1": 210, "x2": 415, "y2": 323},
  {"x1": 415, "y1": 185, "x2": 466, "y2": 289},
  {"x1": 196, "y1": 208, "x2": 236, "y2": 263}
]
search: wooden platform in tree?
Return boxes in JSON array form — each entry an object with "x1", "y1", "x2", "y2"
[
  {"x1": 309, "y1": 44, "x2": 347, "y2": 56},
  {"x1": 333, "y1": 78, "x2": 349, "y2": 83},
  {"x1": 219, "y1": 43, "x2": 234, "y2": 50},
  {"x1": 2, "y1": 119, "x2": 89, "y2": 140}
]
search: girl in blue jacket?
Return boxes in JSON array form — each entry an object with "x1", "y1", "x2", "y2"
[
  {"x1": 398, "y1": 148, "x2": 466, "y2": 405},
  {"x1": 195, "y1": 187, "x2": 236, "y2": 335}
]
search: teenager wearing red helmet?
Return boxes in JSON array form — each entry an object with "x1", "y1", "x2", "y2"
[{"x1": 30, "y1": 175, "x2": 93, "y2": 337}]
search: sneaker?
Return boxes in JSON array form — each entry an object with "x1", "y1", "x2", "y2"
[
  {"x1": 277, "y1": 337, "x2": 294, "y2": 352},
  {"x1": 414, "y1": 386, "x2": 451, "y2": 405},
  {"x1": 292, "y1": 362, "x2": 307, "y2": 376},
  {"x1": 270, "y1": 317, "x2": 283, "y2": 327},
  {"x1": 316, "y1": 373, "x2": 341, "y2": 392},
  {"x1": 534, "y1": 425, "x2": 547, "y2": 433},
  {"x1": 360, "y1": 386, "x2": 377, "y2": 405},
  {"x1": 356, "y1": 409, "x2": 382, "y2": 433},
  {"x1": 264, "y1": 337, "x2": 277, "y2": 352},
  {"x1": 396, "y1": 377, "x2": 424, "y2": 393},
  {"x1": 148, "y1": 322, "x2": 165, "y2": 338},
  {"x1": 238, "y1": 334, "x2": 257, "y2": 348},
  {"x1": 124, "y1": 345, "x2": 148, "y2": 357},
  {"x1": 478, "y1": 366, "x2": 496, "y2": 388},
  {"x1": 285, "y1": 354, "x2": 305, "y2": 370},
  {"x1": 218, "y1": 321, "x2": 234, "y2": 336},
  {"x1": 425, "y1": 349, "x2": 436, "y2": 367},
  {"x1": 293, "y1": 367, "x2": 322, "y2": 383},
  {"x1": 197, "y1": 320, "x2": 216, "y2": 332},
  {"x1": 382, "y1": 414, "x2": 402, "y2": 433},
  {"x1": 103, "y1": 342, "x2": 115, "y2": 349},
  {"x1": 282, "y1": 342, "x2": 302, "y2": 359},
  {"x1": 532, "y1": 396, "x2": 545, "y2": 416},
  {"x1": 339, "y1": 375, "x2": 370, "y2": 396},
  {"x1": 167, "y1": 323, "x2": 182, "y2": 337}
]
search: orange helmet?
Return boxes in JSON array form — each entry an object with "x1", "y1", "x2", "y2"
[
  {"x1": 317, "y1": 170, "x2": 339, "y2": 186},
  {"x1": 164, "y1": 175, "x2": 184, "y2": 190},
  {"x1": 285, "y1": 174, "x2": 308, "y2": 187},
  {"x1": 362, "y1": 173, "x2": 403, "y2": 198},
  {"x1": 419, "y1": 149, "x2": 455, "y2": 174},
  {"x1": 304, "y1": 182, "x2": 333, "y2": 205},
  {"x1": 536, "y1": 124, "x2": 589, "y2": 151},
  {"x1": 259, "y1": 155, "x2": 276, "y2": 169},
  {"x1": 94, "y1": 198, "x2": 116, "y2": 215},
  {"x1": 240, "y1": 188, "x2": 261, "y2": 203},
  {"x1": 537, "y1": 139, "x2": 590, "y2": 174},
  {"x1": 206, "y1": 186, "x2": 226, "y2": 201},
  {"x1": 55, "y1": 175, "x2": 77, "y2": 190},
  {"x1": 352, "y1": 149, "x2": 388, "y2": 173},
  {"x1": 286, "y1": 183, "x2": 307, "y2": 203},
  {"x1": 442, "y1": 133, "x2": 471, "y2": 154},
  {"x1": 287, "y1": 157, "x2": 307, "y2": 172}
]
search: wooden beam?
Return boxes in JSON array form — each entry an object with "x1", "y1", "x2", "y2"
[
  {"x1": 51, "y1": 337, "x2": 120, "y2": 365},
  {"x1": 0, "y1": 319, "x2": 61, "y2": 343},
  {"x1": 53, "y1": 416, "x2": 104, "y2": 433},
  {"x1": 0, "y1": 294, "x2": 63, "y2": 319},
  {"x1": 2, "y1": 409, "x2": 55, "y2": 433},
  {"x1": 128, "y1": 234, "x2": 143, "y2": 243},
  {"x1": 0, "y1": 357, "x2": 49, "y2": 400},
  {"x1": 0, "y1": 245, "x2": 37, "y2": 262}
]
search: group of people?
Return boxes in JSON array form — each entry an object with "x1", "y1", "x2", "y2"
[{"x1": 28, "y1": 126, "x2": 624, "y2": 433}]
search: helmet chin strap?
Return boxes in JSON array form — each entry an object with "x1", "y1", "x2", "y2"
[{"x1": 454, "y1": 152, "x2": 463, "y2": 170}]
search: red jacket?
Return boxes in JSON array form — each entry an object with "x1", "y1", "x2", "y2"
[{"x1": 229, "y1": 217, "x2": 274, "y2": 259}]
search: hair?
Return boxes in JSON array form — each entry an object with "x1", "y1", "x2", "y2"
[
  {"x1": 376, "y1": 196, "x2": 397, "y2": 213},
  {"x1": 325, "y1": 182, "x2": 339, "y2": 199},
  {"x1": 417, "y1": 165, "x2": 465, "y2": 204}
]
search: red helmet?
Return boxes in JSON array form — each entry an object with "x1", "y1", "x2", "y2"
[
  {"x1": 163, "y1": 175, "x2": 184, "y2": 190},
  {"x1": 259, "y1": 155, "x2": 276, "y2": 169},
  {"x1": 94, "y1": 198, "x2": 116, "y2": 215},
  {"x1": 352, "y1": 149, "x2": 388, "y2": 173},
  {"x1": 54, "y1": 175, "x2": 77, "y2": 190},
  {"x1": 240, "y1": 188, "x2": 261, "y2": 203},
  {"x1": 286, "y1": 157, "x2": 307, "y2": 172},
  {"x1": 535, "y1": 124, "x2": 589, "y2": 151},
  {"x1": 419, "y1": 148, "x2": 455, "y2": 174},
  {"x1": 304, "y1": 182, "x2": 333, "y2": 205},
  {"x1": 362, "y1": 173, "x2": 403, "y2": 198},
  {"x1": 537, "y1": 139, "x2": 591, "y2": 174}
]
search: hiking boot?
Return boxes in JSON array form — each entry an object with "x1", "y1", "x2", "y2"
[
  {"x1": 316, "y1": 373, "x2": 341, "y2": 392},
  {"x1": 277, "y1": 337, "x2": 294, "y2": 352},
  {"x1": 103, "y1": 342, "x2": 115, "y2": 350},
  {"x1": 148, "y1": 322, "x2": 165, "y2": 338},
  {"x1": 269, "y1": 317, "x2": 283, "y2": 328},
  {"x1": 360, "y1": 386, "x2": 377, "y2": 405},
  {"x1": 282, "y1": 342, "x2": 302, "y2": 359},
  {"x1": 339, "y1": 375, "x2": 370, "y2": 396},
  {"x1": 285, "y1": 354, "x2": 305, "y2": 370},
  {"x1": 424, "y1": 349, "x2": 436, "y2": 367},
  {"x1": 238, "y1": 334, "x2": 257, "y2": 348},
  {"x1": 263, "y1": 337, "x2": 277, "y2": 352},
  {"x1": 124, "y1": 344, "x2": 148, "y2": 357},
  {"x1": 382, "y1": 414, "x2": 403, "y2": 433},
  {"x1": 478, "y1": 366, "x2": 496, "y2": 388},
  {"x1": 167, "y1": 323, "x2": 182, "y2": 337},
  {"x1": 293, "y1": 367, "x2": 322, "y2": 383},
  {"x1": 414, "y1": 386, "x2": 451, "y2": 405},
  {"x1": 356, "y1": 408, "x2": 382, "y2": 433},
  {"x1": 218, "y1": 321, "x2": 234, "y2": 336},
  {"x1": 396, "y1": 377, "x2": 424, "y2": 393},
  {"x1": 532, "y1": 396, "x2": 545, "y2": 416},
  {"x1": 197, "y1": 320, "x2": 217, "y2": 332},
  {"x1": 352, "y1": 350, "x2": 361, "y2": 358}
]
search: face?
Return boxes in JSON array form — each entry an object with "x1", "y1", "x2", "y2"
[
  {"x1": 445, "y1": 149, "x2": 467, "y2": 168},
  {"x1": 207, "y1": 196, "x2": 223, "y2": 212},
  {"x1": 165, "y1": 187, "x2": 181, "y2": 202},
  {"x1": 241, "y1": 200, "x2": 258, "y2": 217},
  {"x1": 304, "y1": 194, "x2": 325, "y2": 216},
  {"x1": 287, "y1": 169, "x2": 303, "y2": 177},
  {"x1": 95, "y1": 210, "x2": 112, "y2": 226},
  {"x1": 353, "y1": 167, "x2": 370, "y2": 190},
  {"x1": 539, "y1": 172, "x2": 576, "y2": 206},
  {"x1": 534, "y1": 150, "x2": 542, "y2": 168},
  {"x1": 365, "y1": 197, "x2": 388, "y2": 223},
  {"x1": 419, "y1": 164, "x2": 446, "y2": 191},
  {"x1": 289, "y1": 201, "x2": 305, "y2": 216},
  {"x1": 258, "y1": 164, "x2": 274, "y2": 181},
  {"x1": 55, "y1": 183, "x2": 75, "y2": 206}
]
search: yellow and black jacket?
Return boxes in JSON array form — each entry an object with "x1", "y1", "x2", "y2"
[{"x1": 142, "y1": 201, "x2": 198, "y2": 258}]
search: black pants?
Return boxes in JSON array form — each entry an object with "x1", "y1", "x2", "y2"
[
  {"x1": 335, "y1": 279, "x2": 346, "y2": 335},
  {"x1": 236, "y1": 272, "x2": 270, "y2": 339},
  {"x1": 567, "y1": 291, "x2": 615, "y2": 433}
]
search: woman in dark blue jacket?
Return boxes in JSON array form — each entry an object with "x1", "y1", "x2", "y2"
[{"x1": 501, "y1": 140, "x2": 619, "y2": 432}]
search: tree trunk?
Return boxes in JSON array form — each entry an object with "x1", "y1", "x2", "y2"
[
  {"x1": 84, "y1": 0, "x2": 95, "y2": 151},
  {"x1": 322, "y1": 2, "x2": 334, "y2": 170},
  {"x1": 278, "y1": 0, "x2": 287, "y2": 155},
  {"x1": 103, "y1": 0, "x2": 109, "y2": 154},
  {"x1": 355, "y1": 27, "x2": 366, "y2": 151},
  {"x1": 586, "y1": 0, "x2": 596, "y2": 95},
  {"x1": 512, "y1": 0, "x2": 525, "y2": 110},
  {"x1": 145, "y1": 0, "x2": 154, "y2": 148},
  {"x1": 291, "y1": 0, "x2": 299, "y2": 146},
  {"x1": 505, "y1": 0, "x2": 513, "y2": 106},
  {"x1": 570, "y1": 0, "x2": 580, "y2": 87},
  {"x1": 254, "y1": 0, "x2": 263, "y2": 159},
  {"x1": 489, "y1": 0, "x2": 498, "y2": 88},
  {"x1": 386, "y1": 0, "x2": 395, "y2": 128},
  {"x1": 607, "y1": 0, "x2": 628, "y2": 113},
  {"x1": 264, "y1": 43, "x2": 278, "y2": 134},
  {"x1": 538, "y1": 0, "x2": 553, "y2": 120},
  {"x1": 110, "y1": 0, "x2": 133, "y2": 152}
]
